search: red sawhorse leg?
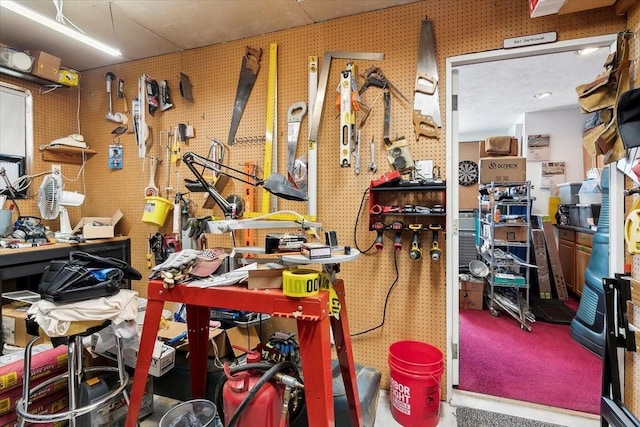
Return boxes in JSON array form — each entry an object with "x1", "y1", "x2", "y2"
[
  {"x1": 126, "y1": 298, "x2": 163, "y2": 427},
  {"x1": 331, "y1": 279, "x2": 363, "y2": 427}
]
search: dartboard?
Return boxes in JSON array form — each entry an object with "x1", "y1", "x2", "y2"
[{"x1": 458, "y1": 160, "x2": 479, "y2": 186}]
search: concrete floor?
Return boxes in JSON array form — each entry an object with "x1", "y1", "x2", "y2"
[{"x1": 140, "y1": 390, "x2": 459, "y2": 426}]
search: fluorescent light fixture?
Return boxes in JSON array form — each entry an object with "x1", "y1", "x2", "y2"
[
  {"x1": 534, "y1": 92, "x2": 552, "y2": 99},
  {"x1": 0, "y1": 0, "x2": 121, "y2": 57},
  {"x1": 577, "y1": 47, "x2": 600, "y2": 56}
]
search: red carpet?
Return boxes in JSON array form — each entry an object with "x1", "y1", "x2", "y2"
[{"x1": 458, "y1": 307, "x2": 602, "y2": 414}]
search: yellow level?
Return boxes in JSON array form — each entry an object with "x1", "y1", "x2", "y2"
[{"x1": 262, "y1": 43, "x2": 277, "y2": 214}]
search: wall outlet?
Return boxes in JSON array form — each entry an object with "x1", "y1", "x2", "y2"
[{"x1": 51, "y1": 164, "x2": 61, "y2": 173}]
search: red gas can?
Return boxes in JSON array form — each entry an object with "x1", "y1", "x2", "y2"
[{"x1": 222, "y1": 362, "x2": 286, "y2": 427}]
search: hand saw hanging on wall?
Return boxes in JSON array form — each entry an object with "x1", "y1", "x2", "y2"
[
  {"x1": 228, "y1": 46, "x2": 262, "y2": 145},
  {"x1": 413, "y1": 17, "x2": 441, "y2": 141}
]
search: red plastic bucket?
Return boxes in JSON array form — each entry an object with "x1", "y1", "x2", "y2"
[{"x1": 388, "y1": 340, "x2": 444, "y2": 427}]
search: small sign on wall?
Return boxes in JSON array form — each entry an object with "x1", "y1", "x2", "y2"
[
  {"x1": 504, "y1": 32, "x2": 557, "y2": 48},
  {"x1": 541, "y1": 161, "x2": 565, "y2": 190},
  {"x1": 527, "y1": 134, "x2": 550, "y2": 161}
]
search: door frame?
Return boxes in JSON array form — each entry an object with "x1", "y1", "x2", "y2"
[{"x1": 445, "y1": 33, "x2": 622, "y2": 423}]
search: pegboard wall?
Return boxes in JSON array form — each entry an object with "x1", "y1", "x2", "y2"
[
  {"x1": 4, "y1": 0, "x2": 635, "y2": 404},
  {"x1": 625, "y1": 0, "x2": 640, "y2": 417}
]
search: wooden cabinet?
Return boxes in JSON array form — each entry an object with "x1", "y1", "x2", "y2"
[
  {"x1": 556, "y1": 226, "x2": 594, "y2": 297},
  {"x1": 558, "y1": 228, "x2": 575, "y2": 292},
  {"x1": 575, "y1": 232, "x2": 593, "y2": 296}
]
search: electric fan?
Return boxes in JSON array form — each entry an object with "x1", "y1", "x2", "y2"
[{"x1": 37, "y1": 172, "x2": 85, "y2": 237}]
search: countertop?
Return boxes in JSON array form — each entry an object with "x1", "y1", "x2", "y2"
[{"x1": 555, "y1": 224, "x2": 597, "y2": 235}]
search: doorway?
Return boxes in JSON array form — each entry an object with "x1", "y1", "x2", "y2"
[{"x1": 444, "y1": 34, "x2": 622, "y2": 424}]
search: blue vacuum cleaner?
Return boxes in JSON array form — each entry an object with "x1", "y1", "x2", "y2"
[{"x1": 570, "y1": 167, "x2": 610, "y2": 357}]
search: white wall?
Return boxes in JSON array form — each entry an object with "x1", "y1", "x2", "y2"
[{"x1": 523, "y1": 107, "x2": 585, "y2": 215}]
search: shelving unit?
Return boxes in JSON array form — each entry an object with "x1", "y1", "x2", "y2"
[
  {"x1": 368, "y1": 182, "x2": 446, "y2": 257},
  {"x1": 0, "y1": 66, "x2": 65, "y2": 88},
  {"x1": 477, "y1": 181, "x2": 533, "y2": 331},
  {"x1": 41, "y1": 145, "x2": 97, "y2": 164},
  {"x1": 368, "y1": 182, "x2": 446, "y2": 227}
]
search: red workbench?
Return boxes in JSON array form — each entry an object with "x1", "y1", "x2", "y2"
[{"x1": 125, "y1": 277, "x2": 362, "y2": 426}]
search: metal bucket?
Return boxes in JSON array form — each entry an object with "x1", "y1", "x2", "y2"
[{"x1": 159, "y1": 399, "x2": 222, "y2": 427}]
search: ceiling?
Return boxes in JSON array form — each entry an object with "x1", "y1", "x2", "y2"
[
  {"x1": 457, "y1": 46, "x2": 611, "y2": 139},
  {"x1": 0, "y1": 0, "x2": 421, "y2": 71},
  {"x1": 0, "y1": 0, "x2": 616, "y2": 137}
]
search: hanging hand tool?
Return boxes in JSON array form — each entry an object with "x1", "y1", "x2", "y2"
[
  {"x1": 338, "y1": 62, "x2": 362, "y2": 169},
  {"x1": 369, "y1": 137, "x2": 377, "y2": 173},
  {"x1": 149, "y1": 233, "x2": 165, "y2": 264},
  {"x1": 110, "y1": 77, "x2": 129, "y2": 134},
  {"x1": 391, "y1": 221, "x2": 404, "y2": 251},
  {"x1": 383, "y1": 90, "x2": 392, "y2": 145},
  {"x1": 414, "y1": 17, "x2": 442, "y2": 141},
  {"x1": 359, "y1": 66, "x2": 410, "y2": 105},
  {"x1": 339, "y1": 66, "x2": 355, "y2": 168},
  {"x1": 372, "y1": 221, "x2": 386, "y2": 250},
  {"x1": 137, "y1": 75, "x2": 149, "y2": 158},
  {"x1": 287, "y1": 101, "x2": 307, "y2": 185},
  {"x1": 160, "y1": 130, "x2": 172, "y2": 196},
  {"x1": 359, "y1": 90, "x2": 382, "y2": 129},
  {"x1": 159, "y1": 80, "x2": 173, "y2": 111},
  {"x1": 145, "y1": 157, "x2": 160, "y2": 197},
  {"x1": 228, "y1": 46, "x2": 263, "y2": 145},
  {"x1": 409, "y1": 224, "x2": 423, "y2": 260},
  {"x1": 105, "y1": 72, "x2": 124, "y2": 123},
  {"x1": 146, "y1": 236, "x2": 152, "y2": 268},
  {"x1": 354, "y1": 130, "x2": 361, "y2": 175},
  {"x1": 429, "y1": 224, "x2": 442, "y2": 261},
  {"x1": 170, "y1": 126, "x2": 181, "y2": 163}
]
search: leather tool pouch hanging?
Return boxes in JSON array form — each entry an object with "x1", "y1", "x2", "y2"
[
  {"x1": 576, "y1": 53, "x2": 618, "y2": 114},
  {"x1": 577, "y1": 30, "x2": 633, "y2": 163},
  {"x1": 38, "y1": 251, "x2": 142, "y2": 303},
  {"x1": 617, "y1": 88, "x2": 640, "y2": 149}
]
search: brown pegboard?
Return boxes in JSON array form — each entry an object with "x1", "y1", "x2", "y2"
[
  {"x1": 5, "y1": 0, "x2": 633, "y2": 404},
  {"x1": 626, "y1": 3, "x2": 639, "y2": 417}
]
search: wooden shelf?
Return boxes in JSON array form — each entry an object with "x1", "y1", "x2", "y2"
[{"x1": 41, "y1": 145, "x2": 97, "y2": 164}]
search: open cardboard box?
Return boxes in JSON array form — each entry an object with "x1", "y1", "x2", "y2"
[
  {"x1": 73, "y1": 209, "x2": 123, "y2": 239},
  {"x1": 157, "y1": 320, "x2": 260, "y2": 358},
  {"x1": 241, "y1": 263, "x2": 286, "y2": 290},
  {"x1": 1, "y1": 304, "x2": 50, "y2": 347}
]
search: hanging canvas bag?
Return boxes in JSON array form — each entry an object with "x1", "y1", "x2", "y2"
[
  {"x1": 576, "y1": 52, "x2": 619, "y2": 114},
  {"x1": 580, "y1": 30, "x2": 633, "y2": 163}
]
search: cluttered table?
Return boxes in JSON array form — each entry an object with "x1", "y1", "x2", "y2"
[{"x1": 126, "y1": 251, "x2": 363, "y2": 427}]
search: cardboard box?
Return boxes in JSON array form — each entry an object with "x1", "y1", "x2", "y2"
[
  {"x1": 90, "y1": 335, "x2": 175, "y2": 377},
  {"x1": 491, "y1": 225, "x2": 528, "y2": 242},
  {"x1": 479, "y1": 157, "x2": 527, "y2": 184},
  {"x1": 1, "y1": 304, "x2": 49, "y2": 348},
  {"x1": 57, "y1": 68, "x2": 79, "y2": 87},
  {"x1": 459, "y1": 279, "x2": 484, "y2": 310},
  {"x1": 29, "y1": 50, "x2": 61, "y2": 82},
  {"x1": 73, "y1": 209, "x2": 123, "y2": 239},
  {"x1": 246, "y1": 264, "x2": 285, "y2": 290},
  {"x1": 157, "y1": 321, "x2": 260, "y2": 359},
  {"x1": 480, "y1": 137, "x2": 518, "y2": 157}
]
